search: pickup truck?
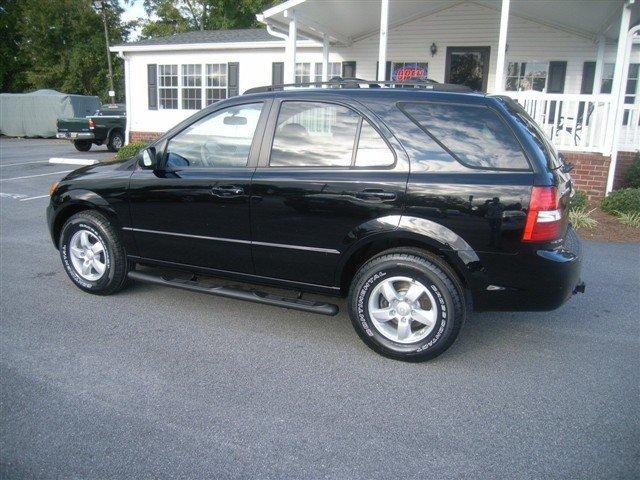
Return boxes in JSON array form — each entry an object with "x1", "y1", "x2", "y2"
[{"x1": 57, "y1": 104, "x2": 126, "y2": 152}]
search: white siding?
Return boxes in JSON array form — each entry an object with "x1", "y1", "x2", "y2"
[
  {"x1": 126, "y1": 47, "x2": 347, "y2": 133},
  {"x1": 337, "y1": 1, "x2": 639, "y2": 93},
  {"x1": 124, "y1": 1, "x2": 640, "y2": 134}
]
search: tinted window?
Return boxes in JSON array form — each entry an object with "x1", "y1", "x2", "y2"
[
  {"x1": 401, "y1": 102, "x2": 529, "y2": 170},
  {"x1": 270, "y1": 102, "x2": 359, "y2": 167},
  {"x1": 355, "y1": 120, "x2": 394, "y2": 167},
  {"x1": 165, "y1": 103, "x2": 263, "y2": 169}
]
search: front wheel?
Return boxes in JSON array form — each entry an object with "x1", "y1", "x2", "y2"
[
  {"x1": 59, "y1": 210, "x2": 129, "y2": 295},
  {"x1": 73, "y1": 140, "x2": 92, "y2": 152},
  {"x1": 348, "y1": 249, "x2": 465, "y2": 362}
]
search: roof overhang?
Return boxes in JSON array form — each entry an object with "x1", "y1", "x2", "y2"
[
  {"x1": 258, "y1": 0, "x2": 640, "y2": 45},
  {"x1": 110, "y1": 39, "x2": 319, "y2": 54}
]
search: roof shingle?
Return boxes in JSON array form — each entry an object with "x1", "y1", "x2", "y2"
[{"x1": 118, "y1": 28, "x2": 278, "y2": 47}]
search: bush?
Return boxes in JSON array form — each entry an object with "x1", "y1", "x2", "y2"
[
  {"x1": 116, "y1": 140, "x2": 149, "y2": 160},
  {"x1": 601, "y1": 188, "x2": 640, "y2": 214},
  {"x1": 617, "y1": 211, "x2": 640, "y2": 229},
  {"x1": 569, "y1": 208, "x2": 598, "y2": 229},
  {"x1": 569, "y1": 190, "x2": 588, "y2": 212},
  {"x1": 625, "y1": 152, "x2": 640, "y2": 188}
]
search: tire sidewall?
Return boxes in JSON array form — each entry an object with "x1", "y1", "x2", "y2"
[
  {"x1": 59, "y1": 216, "x2": 116, "y2": 292},
  {"x1": 351, "y1": 258, "x2": 459, "y2": 359}
]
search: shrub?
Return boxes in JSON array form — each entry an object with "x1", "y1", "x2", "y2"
[
  {"x1": 617, "y1": 211, "x2": 640, "y2": 229},
  {"x1": 116, "y1": 140, "x2": 149, "y2": 160},
  {"x1": 601, "y1": 188, "x2": 640, "y2": 214},
  {"x1": 569, "y1": 190, "x2": 588, "y2": 212},
  {"x1": 569, "y1": 208, "x2": 598, "y2": 229},
  {"x1": 625, "y1": 152, "x2": 640, "y2": 188}
]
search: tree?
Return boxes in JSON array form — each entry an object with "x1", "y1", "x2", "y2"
[
  {"x1": 0, "y1": 0, "x2": 130, "y2": 102},
  {"x1": 140, "y1": 0, "x2": 273, "y2": 39},
  {"x1": 0, "y1": 1, "x2": 29, "y2": 92}
]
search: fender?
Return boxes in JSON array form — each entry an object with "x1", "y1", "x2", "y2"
[
  {"x1": 48, "y1": 188, "x2": 121, "y2": 247},
  {"x1": 106, "y1": 126, "x2": 122, "y2": 141},
  {"x1": 335, "y1": 214, "x2": 486, "y2": 289}
]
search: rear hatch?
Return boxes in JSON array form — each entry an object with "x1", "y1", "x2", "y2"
[{"x1": 497, "y1": 96, "x2": 574, "y2": 244}]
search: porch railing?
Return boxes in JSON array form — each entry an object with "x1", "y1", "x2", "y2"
[{"x1": 505, "y1": 91, "x2": 639, "y2": 154}]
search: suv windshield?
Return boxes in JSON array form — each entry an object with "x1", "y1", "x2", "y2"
[{"x1": 495, "y1": 96, "x2": 563, "y2": 170}]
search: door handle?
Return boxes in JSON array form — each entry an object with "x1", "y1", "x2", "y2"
[
  {"x1": 211, "y1": 185, "x2": 244, "y2": 197},
  {"x1": 356, "y1": 189, "x2": 397, "y2": 201}
]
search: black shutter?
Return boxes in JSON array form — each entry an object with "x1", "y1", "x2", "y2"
[
  {"x1": 228, "y1": 62, "x2": 239, "y2": 97},
  {"x1": 342, "y1": 61, "x2": 356, "y2": 78},
  {"x1": 147, "y1": 64, "x2": 157, "y2": 110},
  {"x1": 547, "y1": 61, "x2": 567, "y2": 93},
  {"x1": 272, "y1": 62, "x2": 284, "y2": 86},
  {"x1": 375, "y1": 61, "x2": 392, "y2": 81},
  {"x1": 547, "y1": 61, "x2": 567, "y2": 124},
  {"x1": 578, "y1": 61, "x2": 596, "y2": 123},
  {"x1": 580, "y1": 61, "x2": 596, "y2": 94}
]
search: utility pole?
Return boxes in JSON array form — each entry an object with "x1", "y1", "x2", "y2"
[{"x1": 99, "y1": 0, "x2": 116, "y2": 104}]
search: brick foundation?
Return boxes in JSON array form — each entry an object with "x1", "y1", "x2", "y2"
[
  {"x1": 560, "y1": 151, "x2": 611, "y2": 200},
  {"x1": 613, "y1": 150, "x2": 638, "y2": 190},
  {"x1": 130, "y1": 131, "x2": 162, "y2": 142}
]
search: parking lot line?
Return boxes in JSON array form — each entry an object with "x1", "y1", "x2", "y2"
[
  {"x1": 49, "y1": 158, "x2": 97, "y2": 166},
  {"x1": 20, "y1": 194, "x2": 50, "y2": 202},
  {"x1": 0, "y1": 170, "x2": 73, "y2": 182},
  {"x1": 0, "y1": 161, "x2": 51, "y2": 167}
]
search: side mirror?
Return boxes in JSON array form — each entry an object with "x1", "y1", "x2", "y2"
[{"x1": 141, "y1": 147, "x2": 156, "y2": 169}]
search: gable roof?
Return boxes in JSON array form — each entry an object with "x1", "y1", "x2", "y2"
[{"x1": 117, "y1": 28, "x2": 277, "y2": 47}]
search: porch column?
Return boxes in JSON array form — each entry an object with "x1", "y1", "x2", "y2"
[
  {"x1": 493, "y1": 0, "x2": 510, "y2": 92},
  {"x1": 605, "y1": 3, "x2": 632, "y2": 194},
  {"x1": 322, "y1": 34, "x2": 330, "y2": 82},
  {"x1": 593, "y1": 35, "x2": 606, "y2": 94},
  {"x1": 377, "y1": 0, "x2": 389, "y2": 82},
  {"x1": 285, "y1": 9, "x2": 297, "y2": 84}
]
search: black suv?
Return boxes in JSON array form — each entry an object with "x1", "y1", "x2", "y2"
[{"x1": 47, "y1": 81, "x2": 584, "y2": 361}]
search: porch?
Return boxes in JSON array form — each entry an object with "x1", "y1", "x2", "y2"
[{"x1": 258, "y1": 0, "x2": 640, "y2": 195}]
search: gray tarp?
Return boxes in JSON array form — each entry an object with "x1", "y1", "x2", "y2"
[{"x1": 0, "y1": 89, "x2": 101, "y2": 138}]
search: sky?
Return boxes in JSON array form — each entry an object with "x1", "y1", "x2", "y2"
[{"x1": 121, "y1": 0, "x2": 147, "y2": 40}]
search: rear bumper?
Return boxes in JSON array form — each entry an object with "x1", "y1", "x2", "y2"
[
  {"x1": 56, "y1": 132, "x2": 95, "y2": 140},
  {"x1": 473, "y1": 227, "x2": 583, "y2": 311}
]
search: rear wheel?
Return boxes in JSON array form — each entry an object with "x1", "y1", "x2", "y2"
[
  {"x1": 347, "y1": 249, "x2": 465, "y2": 362},
  {"x1": 59, "y1": 210, "x2": 129, "y2": 295},
  {"x1": 107, "y1": 130, "x2": 124, "y2": 152},
  {"x1": 73, "y1": 140, "x2": 92, "y2": 152}
]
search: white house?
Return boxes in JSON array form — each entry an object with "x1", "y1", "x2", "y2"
[{"x1": 111, "y1": 0, "x2": 640, "y2": 197}]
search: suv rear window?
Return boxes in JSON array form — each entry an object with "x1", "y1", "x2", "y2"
[{"x1": 399, "y1": 102, "x2": 530, "y2": 170}]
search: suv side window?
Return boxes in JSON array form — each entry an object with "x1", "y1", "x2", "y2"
[
  {"x1": 270, "y1": 101, "x2": 394, "y2": 168},
  {"x1": 165, "y1": 102, "x2": 263, "y2": 169},
  {"x1": 400, "y1": 102, "x2": 530, "y2": 170}
]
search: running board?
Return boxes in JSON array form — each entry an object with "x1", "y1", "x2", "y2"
[{"x1": 128, "y1": 270, "x2": 339, "y2": 316}]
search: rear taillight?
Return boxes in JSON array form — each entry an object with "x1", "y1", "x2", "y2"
[
  {"x1": 522, "y1": 186, "x2": 562, "y2": 242},
  {"x1": 88, "y1": 118, "x2": 95, "y2": 129}
]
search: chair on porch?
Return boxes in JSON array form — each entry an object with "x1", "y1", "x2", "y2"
[{"x1": 555, "y1": 102, "x2": 595, "y2": 146}]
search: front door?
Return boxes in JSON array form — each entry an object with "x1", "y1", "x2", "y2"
[
  {"x1": 127, "y1": 101, "x2": 269, "y2": 274},
  {"x1": 445, "y1": 46, "x2": 490, "y2": 92},
  {"x1": 250, "y1": 97, "x2": 409, "y2": 288}
]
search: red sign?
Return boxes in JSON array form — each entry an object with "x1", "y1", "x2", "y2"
[{"x1": 393, "y1": 66, "x2": 427, "y2": 82}]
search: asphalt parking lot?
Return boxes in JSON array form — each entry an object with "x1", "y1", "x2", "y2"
[{"x1": 1, "y1": 137, "x2": 639, "y2": 479}]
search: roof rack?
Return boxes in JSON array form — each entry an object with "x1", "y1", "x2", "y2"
[{"x1": 243, "y1": 77, "x2": 474, "y2": 95}]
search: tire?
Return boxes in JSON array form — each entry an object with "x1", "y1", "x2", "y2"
[
  {"x1": 347, "y1": 248, "x2": 465, "y2": 362},
  {"x1": 59, "y1": 210, "x2": 129, "y2": 295},
  {"x1": 73, "y1": 140, "x2": 92, "y2": 152},
  {"x1": 107, "y1": 130, "x2": 124, "y2": 152}
]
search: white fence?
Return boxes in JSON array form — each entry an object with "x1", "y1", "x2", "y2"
[{"x1": 506, "y1": 91, "x2": 639, "y2": 154}]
